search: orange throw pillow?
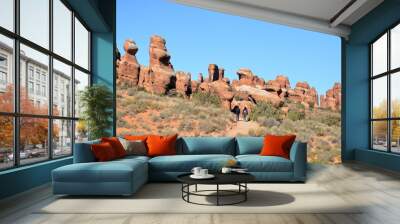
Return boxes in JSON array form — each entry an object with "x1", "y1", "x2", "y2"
[
  {"x1": 101, "y1": 137, "x2": 126, "y2": 158},
  {"x1": 146, "y1": 134, "x2": 178, "y2": 157},
  {"x1": 260, "y1": 135, "x2": 296, "y2": 159},
  {"x1": 91, "y1": 142, "x2": 117, "y2": 162}
]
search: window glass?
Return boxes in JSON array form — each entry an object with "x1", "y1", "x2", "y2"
[
  {"x1": 20, "y1": 44, "x2": 49, "y2": 115},
  {"x1": 74, "y1": 69, "x2": 89, "y2": 118},
  {"x1": 391, "y1": 24, "x2": 400, "y2": 70},
  {"x1": 372, "y1": 33, "x2": 387, "y2": 76},
  {"x1": 74, "y1": 18, "x2": 89, "y2": 70},
  {"x1": 391, "y1": 120, "x2": 400, "y2": 153},
  {"x1": 0, "y1": 116, "x2": 14, "y2": 170},
  {"x1": 53, "y1": 59, "x2": 72, "y2": 117},
  {"x1": 53, "y1": 0, "x2": 72, "y2": 60},
  {"x1": 0, "y1": 35, "x2": 14, "y2": 112},
  {"x1": 372, "y1": 76, "x2": 387, "y2": 119},
  {"x1": 75, "y1": 120, "x2": 88, "y2": 143},
  {"x1": 53, "y1": 119, "x2": 72, "y2": 157},
  {"x1": 0, "y1": 0, "x2": 14, "y2": 31},
  {"x1": 391, "y1": 72, "x2": 400, "y2": 118},
  {"x1": 372, "y1": 121, "x2": 388, "y2": 151},
  {"x1": 20, "y1": 0, "x2": 49, "y2": 49},
  {"x1": 19, "y1": 117, "x2": 49, "y2": 165}
]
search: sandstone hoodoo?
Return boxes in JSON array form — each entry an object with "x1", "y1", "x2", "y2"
[
  {"x1": 198, "y1": 64, "x2": 234, "y2": 109},
  {"x1": 144, "y1": 35, "x2": 176, "y2": 94},
  {"x1": 208, "y1": 64, "x2": 219, "y2": 82},
  {"x1": 116, "y1": 35, "x2": 341, "y2": 112},
  {"x1": 320, "y1": 82, "x2": 341, "y2": 111},
  {"x1": 176, "y1": 71, "x2": 191, "y2": 97},
  {"x1": 233, "y1": 68, "x2": 265, "y2": 89},
  {"x1": 116, "y1": 39, "x2": 140, "y2": 87}
]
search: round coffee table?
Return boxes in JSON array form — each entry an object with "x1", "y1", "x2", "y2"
[{"x1": 177, "y1": 173, "x2": 255, "y2": 206}]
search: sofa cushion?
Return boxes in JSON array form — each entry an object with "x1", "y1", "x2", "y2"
[
  {"x1": 53, "y1": 159, "x2": 147, "y2": 183},
  {"x1": 149, "y1": 154, "x2": 235, "y2": 172},
  {"x1": 91, "y1": 142, "x2": 118, "y2": 161},
  {"x1": 73, "y1": 139, "x2": 100, "y2": 163},
  {"x1": 236, "y1": 137, "x2": 263, "y2": 155},
  {"x1": 101, "y1": 137, "x2": 127, "y2": 158},
  {"x1": 147, "y1": 134, "x2": 178, "y2": 157},
  {"x1": 260, "y1": 135, "x2": 296, "y2": 159},
  {"x1": 119, "y1": 138, "x2": 147, "y2": 156},
  {"x1": 236, "y1": 155, "x2": 293, "y2": 172},
  {"x1": 177, "y1": 137, "x2": 236, "y2": 155}
]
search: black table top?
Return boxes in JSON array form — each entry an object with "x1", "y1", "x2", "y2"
[{"x1": 177, "y1": 172, "x2": 255, "y2": 185}]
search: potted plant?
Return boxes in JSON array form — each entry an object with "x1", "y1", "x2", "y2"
[{"x1": 79, "y1": 84, "x2": 113, "y2": 140}]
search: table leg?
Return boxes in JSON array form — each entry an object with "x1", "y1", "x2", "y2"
[
  {"x1": 195, "y1": 184, "x2": 198, "y2": 192},
  {"x1": 217, "y1": 184, "x2": 219, "y2": 206},
  {"x1": 245, "y1": 183, "x2": 247, "y2": 201},
  {"x1": 187, "y1": 184, "x2": 190, "y2": 202}
]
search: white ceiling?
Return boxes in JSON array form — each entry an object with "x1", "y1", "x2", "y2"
[
  {"x1": 228, "y1": 0, "x2": 352, "y2": 22},
  {"x1": 171, "y1": 0, "x2": 384, "y2": 38}
]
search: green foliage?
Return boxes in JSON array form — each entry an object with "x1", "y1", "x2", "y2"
[
  {"x1": 192, "y1": 92, "x2": 221, "y2": 107},
  {"x1": 79, "y1": 84, "x2": 113, "y2": 140},
  {"x1": 287, "y1": 109, "x2": 306, "y2": 121},
  {"x1": 249, "y1": 102, "x2": 281, "y2": 121},
  {"x1": 309, "y1": 110, "x2": 341, "y2": 127}
]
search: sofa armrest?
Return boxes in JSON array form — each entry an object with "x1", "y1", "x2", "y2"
[
  {"x1": 73, "y1": 140, "x2": 100, "y2": 163},
  {"x1": 289, "y1": 141, "x2": 307, "y2": 182}
]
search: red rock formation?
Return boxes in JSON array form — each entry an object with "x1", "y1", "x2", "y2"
[
  {"x1": 235, "y1": 85, "x2": 282, "y2": 106},
  {"x1": 115, "y1": 36, "x2": 342, "y2": 113},
  {"x1": 286, "y1": 81, "x2": 318, "y2": 108},
  {"x1": 233, "y1": 68, "x2": 265, "y2": 89},
  {"x1": 275, "y1": 75, "x2": 291, "y2": 89},
  {"x1": 176, "y1": 71, "x2": 191, "y2": 97},
  {"x1": 138, "y1": 65, "x2": 149, "y2": 88},
  {"x1": 144, "y1": 35, "x2": 175, "y2": 94},
  {"x1": 218, "y1": 68, "x2": 225, "y2": 80},
  {"x1": 320, "y1": 83, "x2": 341, "y2": 111},
  {"x1": 198, "y1": 73, "x2": 204, "y2": 83},
  {"x1": 116, "y1": 39, "x2": 140, "y2": 87},
  {"x1": 197, "y1": 64, "x2": 235, "y2": 109},
  {"x1": 208, "y1": 64, "x2": 219, "y2": 82}
]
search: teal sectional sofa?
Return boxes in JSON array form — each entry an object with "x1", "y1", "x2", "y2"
[{"x1": 52, "y1": 137, "x2": 307, "y2": 196}]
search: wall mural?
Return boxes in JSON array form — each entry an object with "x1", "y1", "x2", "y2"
[{"x1": 116, "y1": 36, "x2": 342, "y2": 164}]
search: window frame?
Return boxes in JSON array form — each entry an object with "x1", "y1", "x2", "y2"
[
  {"x1": 370, "y1": 21, "x2": 400, "y2": 154},
  {"x1": 0, "y1": 0, "x2": 92, "y2": 171}
]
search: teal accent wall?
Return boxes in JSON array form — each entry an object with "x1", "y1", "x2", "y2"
[
  {"x1": 0, "y1": 0, "x2": 116, "y2": 200},
  {"x1": 343, "y1": 0, "x2": 400, "y2": 171},
  {"x1": 92, "y1": 31, "x2": 116, "y2": 135}
]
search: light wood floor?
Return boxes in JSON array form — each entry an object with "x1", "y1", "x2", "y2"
[{"x1": 1, "y1": 162, "x2": 400, "y2": 224}]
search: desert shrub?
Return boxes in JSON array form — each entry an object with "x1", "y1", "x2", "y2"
[
  {"x1": 248, "y1": 127, "x2": 267, "y2": 136},
  {"x1": 160, "y1": 128, "x2": 176, "y2": 135},
  {"x1": 294, "y1": 103, "x2": 305, "y2": 110},
  {"x1": 129, "y1": 98, "x2": 161, "y2": 114},
  {"x1": 128, "y1": 102, "x2": 148, "y2": 114},
  {"x1": 319, "y1": 114, "x2": 341, "y2": 127},
  {"x1": 250, "y1": 102, "x2": 281, "y2": 121},
  {"x1": 258, "y1": 117, "x2": 280, "y2": 128},
  {"x1": 287, "y1": 109, "x2": 305, "y2": 121},
  {"x1": 117, "y1": 119, "x2": 128, "y2": 128},
  {"x1": 127, "y1": 88, "x2": 137, "y2": 96},
  {"x1": 192, "y1": 92, "x2": 221, "y2": 107},
  {"x1": 150, "y1": 115, "x2": 161, "y2": 122},
  {"x1": 179, "y1": 121, "x2": 194, "y2": 132}
]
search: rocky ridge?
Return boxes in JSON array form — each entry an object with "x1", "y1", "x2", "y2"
[{"x1": 117, "y1": 36, "x2": 341, "y2": 112}]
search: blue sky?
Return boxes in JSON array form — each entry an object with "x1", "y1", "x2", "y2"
[{"x1": 117, "y1": 0, "x2": 341, "y2": 94}]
